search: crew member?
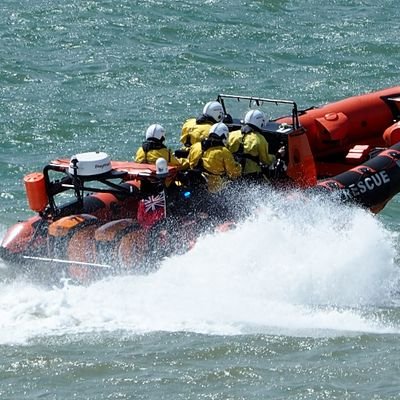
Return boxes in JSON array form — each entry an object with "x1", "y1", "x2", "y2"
[
  {"x1": 135, "y1": 124, "x2": 189, "y2": 225},
  {"x1": 188, "y1": 122, "x2": 241, "y2": 193},
  {"x1": 180, "y1": 101, "x2": 225, "y2": 149},
  {"x1": 135, "y1": 124, "x2": 189, "y2": 170},
  {"x1": 227, "y1": 109, "x2": 281, "y2": 180}
]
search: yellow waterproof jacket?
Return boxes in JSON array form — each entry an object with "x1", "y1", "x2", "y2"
[
  {"x1": 228, "y1": 129, "x2": 275, "y2": 175},
  {"x1": 180, "y1": 118, "x2": 213, "y2": 147},
  {"x1": 189, "y1": 140, "x2": 241, "y2": 192},
  {"x1": 135, "y1": 145, "x2": 189, "y2": 170}
]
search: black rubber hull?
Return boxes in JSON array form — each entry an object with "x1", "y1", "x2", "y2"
[{"x1": 316, "y1": 142, "x2": 400, "y2": 210}]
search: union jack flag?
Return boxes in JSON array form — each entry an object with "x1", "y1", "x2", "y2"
[
  {"x1": 137, "y1": 190, "x2": 167, "y2": 228},
  {"x1": 143, "y1": 192, "x2": 166, "y2": 213}
]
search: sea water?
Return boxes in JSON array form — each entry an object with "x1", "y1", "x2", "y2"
[{"x1": 1, "y1": 0, "x2": 400, "y2": 398}]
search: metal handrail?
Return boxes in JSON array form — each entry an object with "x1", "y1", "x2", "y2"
[{"x1": 216, "y1": 93, "x2": 300, "y2": 129}]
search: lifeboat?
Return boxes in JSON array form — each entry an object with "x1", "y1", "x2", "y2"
[{"x1": 2, "y1": 86, "x2": 400, "y2": 284}]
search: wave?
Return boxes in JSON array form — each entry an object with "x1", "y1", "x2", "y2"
[{"x1": 0, "y1": 191, "x2": 400, "y2": 344}]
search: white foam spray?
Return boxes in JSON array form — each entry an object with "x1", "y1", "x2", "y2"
[{"x1": 1, "y1": 191, "x2": 400, "y2": 344}]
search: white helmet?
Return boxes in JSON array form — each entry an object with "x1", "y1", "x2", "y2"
[
  {"x1": 244, "y1": 109, "x2": 266, "y2": 130},
  {"x1": 145, "y1": 124, "x2": 166, "y2": 141},
  {"x1": 203, "y1": 101, "x2": 224, "y2": 122},
  {"x1": 209, "y1": 122, "x2": 229, "y2": 139}
]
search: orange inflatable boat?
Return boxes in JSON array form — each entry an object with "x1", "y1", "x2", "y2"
[{"x1": 2, "y1": 86, "x2": 400, "y2": 284}]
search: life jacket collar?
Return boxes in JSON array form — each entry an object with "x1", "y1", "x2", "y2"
[
  {"x1": 201, "y1": 136, "x2": 225, "y2": 151},
  {"x1": 142, "y1": 138, "x2": 167, "y2": 152},
  {"x1": 196, "y1": 114, "x2": 216, "y2": 124}
]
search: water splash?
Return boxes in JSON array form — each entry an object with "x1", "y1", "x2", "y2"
[{"x1": 0, "y1": 191, "x2": 400, "y2": 344}]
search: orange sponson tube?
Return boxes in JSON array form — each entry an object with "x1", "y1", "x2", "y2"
[
  {"x1": 24, "y1": 172, "x2": 48, "y2": 212},
  {"x1": 278, "y1": 86, "x2": 400, "y2": 158}
]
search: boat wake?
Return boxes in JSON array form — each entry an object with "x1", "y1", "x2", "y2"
[{"x1": 1, "y1": 190, "x2": 400, "y2": 344}]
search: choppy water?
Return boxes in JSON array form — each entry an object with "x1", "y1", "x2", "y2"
[{"x1": 2, "y1": 0, "x2": 400, "y2": 398}]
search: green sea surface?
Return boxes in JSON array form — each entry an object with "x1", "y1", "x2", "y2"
[{"x1": 1, "y1": 1, "x2": 400, "y2": 399}]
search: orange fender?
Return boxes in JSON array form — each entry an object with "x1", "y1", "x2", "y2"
[
  {"x1": 66, "y1": 224, "x2": 100, "y2": 284},
  {"x1": 1, "y1": 216, "x2": 47, "y2": 255},
  {"x1": 95, "y1": 218, "x2": 136, "y2": 265},
  {"x1": 117, "y1": 228, "x2": 150, "y2": 272}
]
